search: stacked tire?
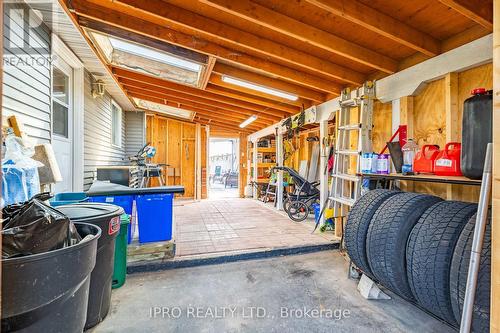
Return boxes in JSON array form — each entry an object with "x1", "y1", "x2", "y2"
[{"x1": 344, "y1": 190, "x2": 490, "y2": 331}]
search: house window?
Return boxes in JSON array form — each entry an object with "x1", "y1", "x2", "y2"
[{"x1": 111, "y1": 100, "x2": 122, "y2": 147}]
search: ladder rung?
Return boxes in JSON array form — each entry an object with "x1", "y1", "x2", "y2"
[
  {"x1": 328, "y1": 196, "x2": 356, "y2": 207},
  {"x1": 333, "y1": 173, "x2": 360, "y2": 182},
  {"x1": 340, "y1": 99, "x2": 358, "y2": 107},
  {"x1": 338, "y1": 124, "x2": 361, "y2": 130},
  {"x1": 337, "y1": 150, "x2": 359, "y2": 156}
]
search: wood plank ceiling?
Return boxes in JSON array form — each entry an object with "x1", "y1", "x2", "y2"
[{"x1": 63, "y1": 0, "x2": 492, "y2": 133}]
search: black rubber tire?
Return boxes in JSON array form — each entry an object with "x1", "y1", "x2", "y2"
[
  {"x1": 287, "y1": 201, "x2": 309, "y2": 222},
  {"x1": 366, "y1": 192, "x2": 442, "y2": 300},
  {"x1": 406, "y1": 201, "x2": 478, "y2": 324},
  {"x1": 344, "y1": 189, "x2": 400, "y2": 277},
  {"x1": 450, "y1": 213, "x2": 491, "y2": 332}
]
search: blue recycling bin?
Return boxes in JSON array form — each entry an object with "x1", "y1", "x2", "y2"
[
  {"x1": 136, "y1": 193, "x2": 173, "y2": 243},
  {"x1": 88, "y1": 195, "x2": 134, "y2": 215}
]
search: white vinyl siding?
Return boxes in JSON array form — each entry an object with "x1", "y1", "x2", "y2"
[
  {"x1": 83, "y1": 71, "x2": 126, "y2": 189},
  {"x1": 2, "y1": 2, "x2": 51, "y2": 143}
]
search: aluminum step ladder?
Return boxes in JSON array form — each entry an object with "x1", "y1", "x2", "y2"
[{"x1": 315, "y1": 82, "x2": 375, "y2": 231}]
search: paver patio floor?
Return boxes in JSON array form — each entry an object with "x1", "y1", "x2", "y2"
[{"x1": 174, "y1": 198, "x2": 338, "y2": 257}]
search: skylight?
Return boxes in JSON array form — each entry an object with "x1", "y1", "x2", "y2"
[
  {"x1": 133, "y1": 98, "x2": 194, "y2": 120},
  {"x1": 221, "y1": 75, "x2": 299, "y2": 101},
  {"x1": 109, "y1": 37, "x2": 202, "y2": 72}
]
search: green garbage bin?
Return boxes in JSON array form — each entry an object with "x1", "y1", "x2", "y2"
[{"x1": 112, "y1": 214, "x2": 130, "y2": 289}]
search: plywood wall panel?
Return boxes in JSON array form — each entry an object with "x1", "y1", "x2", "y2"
[
  {"x1": 167, "y1": 119, "x2": 182, "y2": 185},
  {"x1": 372, "y1": 101, "x2": 393, "y2": 153},
  {"x1": 413, "y1": 79, "x2": 447, "y2": 148}
]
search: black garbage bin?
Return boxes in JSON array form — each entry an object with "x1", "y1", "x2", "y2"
[
  {"x1": 57, "y1": 203, "x2": 124, "y2": 329},
  {"x1": 1, "y1": 222, "x2": 101, "y2": 333}
]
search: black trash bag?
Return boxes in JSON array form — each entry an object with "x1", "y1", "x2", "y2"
[{"x1": 2, "y1": 197, "x2": 82, "y2": 259}]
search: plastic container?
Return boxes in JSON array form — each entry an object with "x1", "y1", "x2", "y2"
[
  {"x1": 1, "y1": 222, "x2": 101, "y2": 333},
  {"x1": 136, "y1": 193, "x2": 173, "y2": 243},
  {"x1": 434, "y1": 142, "x2": 462, "y2": 176},
  {"x1": 461, "y1": 88, "x2": 493, "y2": 179},
  {"x1": 50, "y1": 192, "x2": 89, "y2": 207},
  {"x1": 414, "y1": 145, "x2": 440, "y2": 174},
  {"x1": 376, "y1": 154, "x2": 391, "y2": 174},
  {"x1": 401, "y1": 139, "x2": 418, "y2": 174},
  {"x1": 361, "y1": 153, "x2": 378, "y2": 173},
  {"x1": 57, "y1": 203, "x2": 124, "y2": 329},
  {"x1": 112, "y1": 214, "x2": 130, "y2": 289}
]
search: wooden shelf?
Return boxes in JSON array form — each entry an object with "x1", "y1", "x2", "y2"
[
  {"x1": 251, "y1": 163, "x2": 276, "y2": 168},
  {"x1": 257, "y1": 147, "x2": 276, "y2": 153},
  {"x1": 358, "y1": 173, "x2": 482, "y2": 186}
]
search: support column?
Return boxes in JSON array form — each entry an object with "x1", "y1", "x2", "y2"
[
  {"x1": 195, "y1": 123, "x2": 202, "y2": 201},
  {"x1": 398, "y1": 96, "x2": 415, "y2": 192},
  {"x1": 491, "y1": 1, "x2": 500, "y2": 330},
  {"x1": 276, "y1": 130, "x2": 284, "y2": 210},
  {"x1": 252, "y1": 141, "x2": 258, "y2": 199},
  {"x1": 445, "y1": 72, "x2": 460, "y2": 200},
  {"x1": 319, "y1": 120, "x2": 329, "y2": 225}
]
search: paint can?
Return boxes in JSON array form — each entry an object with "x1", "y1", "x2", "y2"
[
  {"x1": 361, "y1": 153, "x2": 378, "y2": 174},
  {"x1": 377, "y1": 154, "x2": 391, "y2": 174}
]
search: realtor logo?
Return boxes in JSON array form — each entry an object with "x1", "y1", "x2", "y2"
[{"x1": 4, "y1": 1, "x2": 53, "y2": 56}]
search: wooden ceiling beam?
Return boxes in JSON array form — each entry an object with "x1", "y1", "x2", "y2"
[
  {"x1": 209, "y1": 75, "x2": 313, "y2": 109},
  {"x1": 111, "y1": 67, "x2": 289, "y2": 118},
  {"x1": 304, "y1": 0, "x2": 441, "y2": 56},
  {"x1": 120, "y1": 79, "x2": 281, "y2": 122},
  {"x1": 438, "y1": 0, "x2": 493, "y2": 30},
  {"x1": 204, "y1": 84, "x2": 299, "y2": 114},
  {"x1": 128, "y1": 92, "x2": 264, "y2": 131},
  {"x1": 70, "y1": 1, "x2": 339, "y2": 94},
  {"x1": 108, "y1": 0, "x2": 364, "y2": 85},
  {"x1": 200, "y1": 0, "x2": 398, "y2": 73},
  {"x1": 212, "y1": 63, "x2": 325, "y2": 102},
  {"x1": 123, "y1": 85, "x2": 274, "y2": 126}
]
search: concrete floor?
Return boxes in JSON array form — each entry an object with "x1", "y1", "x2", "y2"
[
  {"x1": 208, "y1": 182, "x2": 239, "y2": 199},
  {"x1": 174, "y1": 198, "x2": 335, "y2": 257},
  {"x1": 94, "y1": 251, "x2": 454, "y2": 333}
]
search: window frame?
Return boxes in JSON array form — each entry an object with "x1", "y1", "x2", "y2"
[{"x1": 111, "y1": 99, "x2": 123, "y2": 148}]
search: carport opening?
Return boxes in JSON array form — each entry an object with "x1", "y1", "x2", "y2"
[{"x1": 208, "y1": 137, "x2": 239, "y2": 199}]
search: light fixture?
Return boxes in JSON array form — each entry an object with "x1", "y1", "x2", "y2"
[
  {"x1": 91, "y1": 79, "x2": 105, "y2": 98},
  {"x1": 239, "y1": 115, "x2": 257, "y2": 128},
  {"x1": 221, "y1": 76, "x2": 299, "y2": 101}
]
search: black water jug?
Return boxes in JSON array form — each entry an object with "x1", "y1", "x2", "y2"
[{"x1": 461, "y1": 88, "x2": 492, "y2": 179}]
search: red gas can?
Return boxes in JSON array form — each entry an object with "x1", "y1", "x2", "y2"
[
  {"x1": 434, "y1": 142, "x2": 462, "y2": 176},
  {"x1": 414, "y1": 145, "x2": 440, "y2": 174}
]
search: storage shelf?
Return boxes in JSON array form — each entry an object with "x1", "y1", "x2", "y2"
[
  {"x1": 251, "y1": 163, "x2": 276, "y2": 168},
  {"x1": 257, "y1": 147, "x2": 276, "y2": 153},
  {"x1": 358, "y1": 173, "x2": 481, "y2": 186}
]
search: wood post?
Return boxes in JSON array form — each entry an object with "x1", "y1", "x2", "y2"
[
  {"x1": 319, "y1": 120, "x2": 329, "y2": 227},
  {"x1": 445, "y1": 72, "x2": 460, "y2": 200},
  {"x1": 491, "y1": 1, "x2": 500, "y2": 331}
]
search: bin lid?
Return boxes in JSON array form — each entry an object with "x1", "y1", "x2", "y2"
[
  {"x1": 56, "y1": 203, "x2": 124, "y2": 222},
  {"x1": 86, "y1": 180, "x2": 185, "y2": 197}
]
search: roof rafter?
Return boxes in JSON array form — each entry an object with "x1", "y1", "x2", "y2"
[
  {"x1": 106, "y1": 0, "x2": 364, "y2": 85},
  {"x1": 130, "y1": 92, "x2": 261, "y2": 131},
  {"x1": 305, "y1": 0, "x2": 441, "y2": 56},
  {"x1": 111, "y1": 67, "x2": 289, "y2": 119},
  {"x1": 122, "y1": 83, "x2": 276, "y2": 125},
  {"x1": 212, "y1": 63, "x2": 325, "y2": 102},
  {"x1": 438, "y1": 0, "x2": 493, "y2": 30},
  {"x1": 199, "y1": 0, "x2": 398, "y2": 73},
  {"x1": 70, "y1": 0, "x2": 340, "y2": 94}
]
